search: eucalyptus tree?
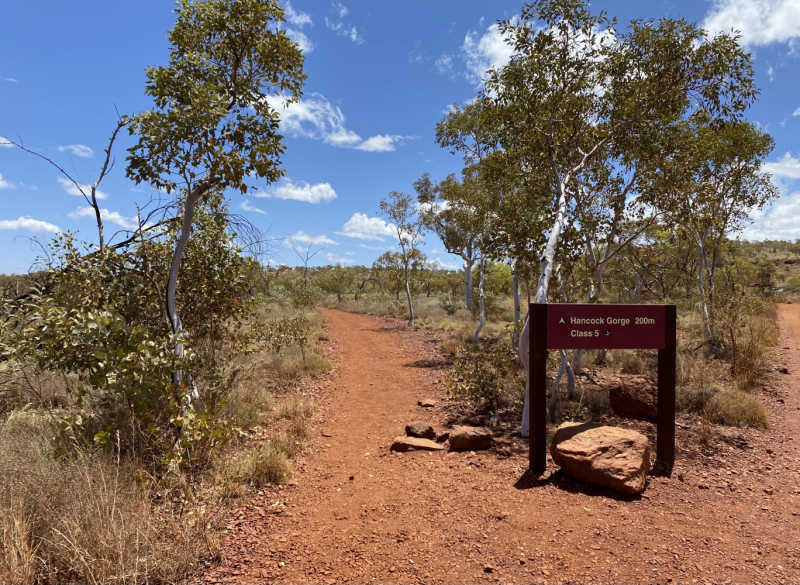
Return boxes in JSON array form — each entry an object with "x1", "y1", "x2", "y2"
[
  {"x1": 483, "y1": 0, "x2": 758, "y2": 435},
  {"x1": 415, "y1": 172, "x2": 481, "y2": 309},
  {"x1": 660, "y1": 118, "x2": 777, "y2": 345},
  {"x1": 415, "y1": 172, "x2": 495, "y2": 340},
  {"x1": 378, "y1": 192, "x2": 425, "y2": 327},
  {"x1": 125, "y1": 0, "x2": 305, "y2": 410}
]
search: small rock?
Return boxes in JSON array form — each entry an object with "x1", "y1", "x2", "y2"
[
  {"x1": 764, "y1": 487, "x2": 774, "y2": 495},
  {"x1": 550, "y1": 422, "x2": 651, "y2": 494},
  {"x1": 389, "y1": 566, "x2": 396, "y2": 573},
  {"x1": 449, "y1": 426, "x2": 494, "y2": 451},
  {"x1": 483, "y1": 565, "x2": 494, "y2": 573},
  {"x1": 418, "y1": 399, "x2": 437, "y2": 408},
  {"x1": 435, "y1": 430, "x2": 450, "y2": 443},
  {"x1": 609, "y1": 376, "x2": 658, "y2": 419},
  {"x1": 779, "y1": 367, "x2": 790, "y2": 374},
  {"x1": 390, "y1": 436, "x2": 445, "y2": 452},
  {"x1": 496, "y1": 447, "x2": 512, "y2": 457},
  {"x1": 322, "y1": 432, "x2": 333, "y2": 438},
  {"x1": 405, "y1": 421, "x2": 436, "y2": 440},
  {"x1": 349, "y1": 475, "x2": 355, "y2": 481}
]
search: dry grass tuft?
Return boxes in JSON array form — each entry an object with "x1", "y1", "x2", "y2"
[
  {"x1": 278, "y1": 398, "x2": 317, "y2": 421},
  {"x1": 227, "y1": 445, "x2": 291, "y2": 487},
  {"x1": 223, "y1": 383, "x2": 273, "y2": 430},
  {"x1": 0, "y1": 412, "x2": 217, "y2": 585},
  {"x1": 707, "y1": 390, "x2": 770, "y2": 429},
  {"x1": 440, "y1": 336, "x2": 465, "y2": 357}
]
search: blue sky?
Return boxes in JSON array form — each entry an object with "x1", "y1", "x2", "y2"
[{"x1": 1, "y1": 0, "x2": 800, "y2": 274}]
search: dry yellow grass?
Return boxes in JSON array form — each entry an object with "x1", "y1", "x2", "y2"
[{"x1": 0, "y1": 412, "x2": 218, "y2": 585}]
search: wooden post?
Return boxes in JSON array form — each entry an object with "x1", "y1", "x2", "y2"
[
  {"x1": 657, "y1": 304, "x2": 677, "y2": 466},
  {"x1": 529, "y1": 303, "x2": 548, "y2": 474}
]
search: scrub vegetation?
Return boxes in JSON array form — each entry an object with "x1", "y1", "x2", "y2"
[{"x1": 0, "y1": 0, "x2": 793, "y2": 581}]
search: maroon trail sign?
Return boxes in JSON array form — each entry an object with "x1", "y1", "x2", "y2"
[{"x1": 528, "y1": 303, "x2": 677, "y2": 474}]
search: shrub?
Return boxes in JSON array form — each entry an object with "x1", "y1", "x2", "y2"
[
  {"x1": 447, "y1": 343, "x2": 522, "y2": 411},
  {"x1": 618, "y1": 350, "x2": 646, "y2": 375}
]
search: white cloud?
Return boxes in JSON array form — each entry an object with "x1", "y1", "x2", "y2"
[
  {"x1": 432, "y1": 258, "x2": 462, "y2": 271},
  {"x1": 793, "y1": 106, "x2": 800, "y2": 116},
  {"x1": 6, "y1": 78, "x2": 17, "y2": 83},
  {"x1": 0, "y1": 173, "x2": 14, "y2": 189},
  {"x1": 286, "y1": 29, "x2": 314, "y2": 53},
  {"x1": 68, "y1": 206, "x2": 139, "y2": 230},
  {"x1": 255, "y1": 178, "x2": 337, "y2": 203},
  {"x1": 358, "y1": 243, "x2": 388, "y2": 250},
  {"x1": 436, "y1": 54, "x2": 454, "y2": 76},
  {"x1": 284, "y1": 1, "x2": 312, "y2": 27},
  {"x1": 325, "y1": 16, "x2": 343, "y2": 31},
  {"x1": 0, "y1": 216, "x2": 60, "y2": 233},
  {"x1": 325, "y1": 4, "x2": 362, "y2": 44},
  {"x1": 57, "y1": 144, "x2": 94, "y2": 158},
  {"x1": 0, "y1": 136, "x2": 13, "y2": 147},
  {"x1": 323, "y1": 252, "x2": 354, "y2": 264},
  {"x1": 58, "y1": 177, "x2": 109, "y2": 200},
  {"x1": 763, "y1": 152, "x2": 800, "y2": 180},
  {"x1": 461, "y1": 22, "x2": 515, "y2": 85},
  {"x1": 240, "y1": 199, "x2": 266, "y2": 214},
  {"x1": 742, "y1": 190, "x2": 800, "y2": 240},
  {"x1": 264, "y1": 93, "x2": 409, "y2": 152},
  {"x1": 336, "y1": 212, "x2": 395, "y2": 240},
  {"x1": 345, "y1": 26, "x2": 363, "y2": 44},
  {"x1": 767, "y1": 64, "x2": 775, "y2": 80},
  {"x1": 355, "y1": 134, "x2": 410, "y2": 152},
  {"x1": 287, "y1": 231, "x2": 337, "y2": 246},
  {"x1": 702, "y1": 0, "x2": 800, "y2": 47}
]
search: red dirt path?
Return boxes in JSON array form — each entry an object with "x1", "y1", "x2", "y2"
[{"x1": 202, "y1": 307, "x2": 800, "y2": 584}]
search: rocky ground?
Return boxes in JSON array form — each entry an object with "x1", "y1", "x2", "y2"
[{"x1": 200, "y1": 306, "x2": 800, "y2": 585}]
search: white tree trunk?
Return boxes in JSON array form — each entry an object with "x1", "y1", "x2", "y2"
[
  {"x1": 512, "y1": 272, "x2": 521, "y2": 326},
  {"x1": 404, "y1": 263, "x2": 414, "y2": 328},
  {"x1": 473, "y1": 256, "x2": 486, "y2": 342},
  {"x1": 519, "y1": 182, "x2": 570, "y2": 436},
  {"x1": 697, "y1": 240, "x2": 714, "y2": 344},
  {"x1": 464, "y1": 258, "x2": 475, "y2": 309},
  {"x1": 167, "y1": 191, "x2": 200, "y2": 408}
]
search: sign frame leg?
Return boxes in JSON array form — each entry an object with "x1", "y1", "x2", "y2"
[
  {"x1": 656, "y1": 304, "x2": 677, "y2": 467},
  {"x1": 529, "y1": 303, "x2": 548, "y2": 474}
]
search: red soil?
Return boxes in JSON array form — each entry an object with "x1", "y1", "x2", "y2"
[{"x1": 202, "y1": 307, "x2": 800, "y2": 585}]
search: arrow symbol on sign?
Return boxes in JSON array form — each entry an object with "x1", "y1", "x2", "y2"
[{"x1": 559, "y1": 318, "x2": 565, "y2": 324}]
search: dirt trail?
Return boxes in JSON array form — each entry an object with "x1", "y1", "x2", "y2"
[{"x1": 204, "y1": 308, "x2": 800, "y2": 585}]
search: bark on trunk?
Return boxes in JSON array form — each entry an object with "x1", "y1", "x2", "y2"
[
  {"x1": 404, "y1": 264, "x2": 414, "y2": 328},
  {"x1": 519, "y1": 182, "x2": 570, "y2": 436},
  {"x1": 464, "y1": 258, "x2": 475, "y2": 309},
  {"x1": 472, "y1": 256, "x2": 486, "y2": 342},
  {"x1": 697, "y1": 239, "x2": 714, "y2": 344},
  {"x1": 167, "y1": 191, "x2": 201, "y2": 408},
  {"x1": 512, "y1": 272, "x2": 521, "y2": 326}
]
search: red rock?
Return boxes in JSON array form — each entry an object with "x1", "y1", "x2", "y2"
[
  {"x1": 449, "y1": 426, "x2": 493, "y2": 451},
  {"x1": 390, "y1": 436, "x2": 445, "y2": 452},
  {"x1": 609, "y1": 376, "x2": 658, "y2": 419},
  {"x1": 550, "y1": 422, "x2": 652, "y2": 494}
]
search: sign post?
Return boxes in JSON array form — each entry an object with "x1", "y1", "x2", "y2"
[{"x1": 528, "y1": 304, "x2": 677, "y2": 474}]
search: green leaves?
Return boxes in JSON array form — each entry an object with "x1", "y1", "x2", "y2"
[{"x1": 126, "y1": 0, "x2": 306, "y2": 198}]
